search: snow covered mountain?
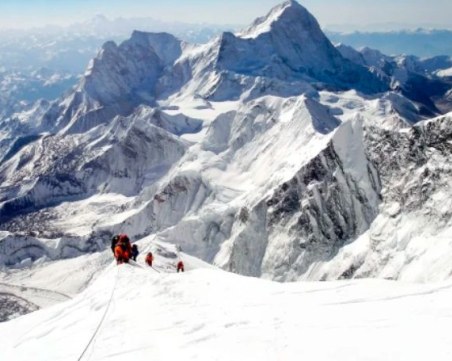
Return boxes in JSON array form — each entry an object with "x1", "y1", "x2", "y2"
[
  {"x1": 1, "y1": 0, "x2": 452, "y2": 314},
  {"x1": 218, "y1": 1, "x2": 387, "y2": 94},
  {"x1": 0, "y1": 16, "x2": 230, "y2": 137},
  {"x1": 336, "y1": 44, "x2": 452, "y2": 115}
]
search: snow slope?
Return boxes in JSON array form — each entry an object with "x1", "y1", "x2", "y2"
[{"x1": 1, "y1": 250, "x2": 452, "y2": 361}]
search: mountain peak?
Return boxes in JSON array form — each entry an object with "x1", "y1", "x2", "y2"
[
  {"x1": 206, "y1": 0, "x2": 387, "y2": 95},
  {"x1": 225, "y1": 0, "x2": 350, "y2": 80},
  {"x1": 238, "y1": 0, "x2": 316, "y2": 39}
]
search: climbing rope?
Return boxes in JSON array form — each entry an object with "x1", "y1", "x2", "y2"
[{"x1": 76, "y1": 265, "x2": 119, "y2": 361}]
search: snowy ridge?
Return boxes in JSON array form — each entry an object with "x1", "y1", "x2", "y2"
[{"x1": 1, "y1": 246, "x2": 452, "y2": 360}]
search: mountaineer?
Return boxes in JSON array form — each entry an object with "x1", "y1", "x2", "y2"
[
  {"x1": 111, "y1": 235, "x2": 119, "y2": 253},
  {"x1": 114, "y1": 234, "x2": 132, "y2": 264},
  {"x1": 177, "y1": 260, "x2": 184, "y2": 273},
  {"x1": 145, "y1": 252, "x2": 154, "y2": 267},
  {"x1": 131, "y1": 244, "x2": 139, "y2": 261}
]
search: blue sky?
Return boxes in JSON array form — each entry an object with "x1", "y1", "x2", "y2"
[{"x1": 1, "y1": 0, "x2": 451, "y2": 30}]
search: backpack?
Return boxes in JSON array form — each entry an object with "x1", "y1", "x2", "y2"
[{"x1": 118, "y1": 234, "x2": 130, "y2": 250}]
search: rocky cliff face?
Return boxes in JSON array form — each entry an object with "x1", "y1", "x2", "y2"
[
  {"x1": 215, "y1": 112, "x2": 452, "y2": 281},
  {"x1": 300, "y1": 114, "x2": 452, "y2": 281}
]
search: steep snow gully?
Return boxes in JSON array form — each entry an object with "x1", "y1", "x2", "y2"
[{"x1": 0, "y1": 1, "x2": 452, "y2": 355}]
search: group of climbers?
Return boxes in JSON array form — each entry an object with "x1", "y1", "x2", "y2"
[
  {"x1": 111, "y1": 234, "x2": 184, "y2": 272},
  {"x1": 111, "y1": 234, "x2": 132, "y2": 264}
]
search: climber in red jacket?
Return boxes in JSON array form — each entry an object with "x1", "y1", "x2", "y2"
[
  {"x1": 177, "y1": 260, "x2": 184, "y2": 273},
  {"x1": 145, "y1": 252, "x2": 154, "y2": 267}
]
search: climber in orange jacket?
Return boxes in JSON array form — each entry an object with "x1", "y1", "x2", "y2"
[
  {"x1": 145, "y1": 252, "x2": 154, "y2": 267},
  {"x1": 114, "y1": 234, "x2": 132, "y2": 264}
]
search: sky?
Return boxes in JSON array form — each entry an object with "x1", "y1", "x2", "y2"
[{"x1": 0, "y1": 0, "x2": 451, "y2": 31}]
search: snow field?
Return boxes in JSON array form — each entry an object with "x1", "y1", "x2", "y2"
[{"x1": 1, "y1": 253, "x2": 452, "y2": 361}]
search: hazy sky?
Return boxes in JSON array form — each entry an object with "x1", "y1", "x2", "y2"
[{"x1": 1, "y1": 0, "x2": 451, "y2": 30}]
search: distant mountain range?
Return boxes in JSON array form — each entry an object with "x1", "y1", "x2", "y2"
[
  {"x1": 327, "y1": 29, "x2": 452, "y2": 58},
  {"x1": 0, "y1": 18, "x2": 231, "y2": 122},
  {"x1": 0, "y1": 16, "x2": 232, "y2": 73},
  {"x1": 0, "y1": 16, "x2": 450, "y2": 75},
  {"x1": 0, "y1": 14, "x2": 450, "y2": 127}
]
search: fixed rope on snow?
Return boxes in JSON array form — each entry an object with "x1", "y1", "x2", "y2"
[{"x1": 76, "y1": 265, "x2": 119, "y2": 361}]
